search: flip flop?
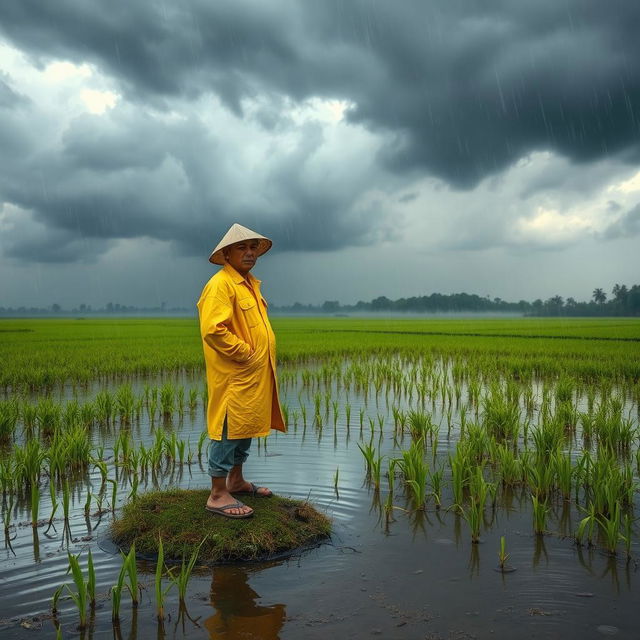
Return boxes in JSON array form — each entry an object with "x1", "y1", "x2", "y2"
[
  {"x1": 205, "y1": 500, "x2": 253, "y2": 519},
  {"x1": 232, "y1": 482, "x2": 273, "y2": 498}
]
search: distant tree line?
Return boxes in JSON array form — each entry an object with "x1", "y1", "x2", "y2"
[
  {"x1": 0, "y1": 283, "x2": 638, "y2": 317},
  {"x1": 0, "y1": 301, "x2": 190, "y2": 317},
  {"x1": 274, "y1": 283, "x2": 640, "y2": 317}
]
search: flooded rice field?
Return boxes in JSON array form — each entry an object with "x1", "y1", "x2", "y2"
[{"x1": 2, "y1": 354, "x2": 640, "y2": 639}]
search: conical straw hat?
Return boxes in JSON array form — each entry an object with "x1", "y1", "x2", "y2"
[{"x1": 208, "y1": 223, "x2": 273, "y2": 265}]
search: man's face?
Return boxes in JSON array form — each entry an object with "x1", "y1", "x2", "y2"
[{"x1": 224, "y1": 240, "x2": 259, "y2": 275}]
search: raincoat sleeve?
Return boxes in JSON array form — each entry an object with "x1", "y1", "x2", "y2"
[{"x1": 198, "y1": 288, "x2": 252, "y2": 363}]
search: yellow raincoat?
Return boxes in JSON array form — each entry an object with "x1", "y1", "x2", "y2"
[{"x1": 197, "y1": 263, "x2": 285, "y2": 440}]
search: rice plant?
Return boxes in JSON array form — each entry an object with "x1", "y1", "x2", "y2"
[
  {"x1": 64, "y1": 552, "x2": 90, "y2": 629},
  {"x1": 168, "y1": 535, "x2": 208, "y2": 604},
  {"x1": 397, "y1": 441, "x2": 429, "y2": 508},
  {"x1": 531, "y1": 495, "x2": 549, "y2": 535},
  {"x1": 155, "y1": 537, "x2": 173, "y2": 621},
  {"x1": 497, "y1": 536, "x2": 510, "y2": 570}
]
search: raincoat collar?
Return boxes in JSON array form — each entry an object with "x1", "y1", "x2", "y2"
[{"x1": 222, "y1": 262, "x2": 261, "y2": 286}]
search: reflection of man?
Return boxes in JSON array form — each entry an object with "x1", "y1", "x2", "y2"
[
  {"x1": 204, "y1": 567, "x2": 286, "y2": 639},
  {"x1": 197, "y1": 223, "x2": 285, "y2": 518}
]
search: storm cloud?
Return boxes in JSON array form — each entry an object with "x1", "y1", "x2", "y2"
[{"x1": 0, "y1": 1, "x2": 638, "y2": 305}]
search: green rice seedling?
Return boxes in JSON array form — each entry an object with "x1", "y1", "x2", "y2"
[
  {"x1": 332, "y1": 400, "x2": 339, "y2": 428},
  {"x1": 407, "y1": 410, "x2": 435, "y2": 443},
  {"x1": 94, "y1": 390, "x2": 114, "y2": 426},
  {"x1": 128, "y1": 474, "x2": 139, "y2": 502},
  {"x1": 431, "y1": 434, "x2": 439, "y2": 466},
  {"x1": 114, "y1": 430, "x2": 133, "y2": 467},
  {"x1": 116, "y1": 385, "x2": 135, "y2": 424},
  {"x1": 461, "y1": 496, "x2": 483, "y2": 543},
  {"x1": 523, "y1": 386, "x2": 535, "y2": 416},
  {"x1": 553, "y1": 451, "x2": 573, "y2": 500},
  {"x1": 497, "y1": 536, "x2": 510, "y2": 570},
  {"x1": 387, "y1": 458, "x2": 397, "y2": 495},
  {"x1": 122, "y1": 543, "x2": 140, "y2": 606},
  {"x1": 555, "y1": 376, "x2": 574, "y2": 404},
  {"x1": 188, "y1": 388, "x2": 198, "y2": 412},
  {"x1": 527, "y1": 456, "x2": 555, "y2": 500},
  {"x1": 459, "y1": 405, "x2": 468, "y2": 435},
  {"x1": 30, "y1": 482, "x2": 40, "y2": 527},
  {"x1": 333, "y1": 467, "x2": 339, "y2": 493},
  {"x1": 107, "y1": 478, "x2": 118, "y2": 512},
  {"x1": 65, "y1": 552, "x2": 89, "y2": 629},
  {"x1": 493, "y1": 443, "x2": 521, "y2": 487},
  {"x1": 3, "y1": 493, "x2": 15, "y2": 539},
  {"x1": 359, "y1": 407, "x2": 365, "y2": 431},
  {"x1": 79, "y1": 401, "x2": 95, "y2": 427},
  {"x1": 21, "y1": 401, "x2": 38, "y2": 433},
  {"x1": 62, "y1": 479, "x2": 71, "y2": 521},
  {"x1": 482, "y1": 386, "x2": 520, "y2": 441},
  {"x1": 51, "y1": 584, "x2": 64, "y2": 617},
  {"x1": 177, "y1": 438, "x2": 186, "y2": 465},
  {"x1": 177, "y1": 386, "x2": 185, "y2": 414},
  {"x1": 47, "y1": 480, "x2": 59, "y2": 529},
  {"x1": 555, "y1": 400, "x2": 578, "y2": 431},
  {"x1": 168, "y1": 535, "x2": 208, "y2": 604},
  {"x1": 0, "y1": 398, "x2": 18, "y2": 441},
  {"x1": 531, "y1": 495, "x2": 549, "y2": 535},
  {"x1": 149, "y1": 393, "x2": 159, "y2": 423},
  {"x1": 281, "y1": 403, "x2": 289, "y2": 427},
  {"x1": 345, "y1": 403, "x2": 351, "y2": 429},
  {"x1": 160, "y1": 383, "x2": 175, "y2": 419},
  {"x1": 155, "y1": 537, "x2": 173, "y2": 621},
  {"x1": 93, "y1": 459, "x2": 108, "y2": 488},
  {"x1": 398, "y1": 441, "x2": 429, "y2": 508},
  {"x1": 428, "y1": 464, "x2": 444, "y2": 509},
  {"x1": 575, "y1": 502, "x2": 598, "y2": 546},
  {"x1": 449, "y1": 445, "x2": 471, "y2": 509},
  {"x1": 111, "y1": 557, "x2": 128, "y2": 622},
  {"x1": 313, "y1": 392, "x2": 322, "y2": 418},
  {"x1": 164, "y1": 432, "x2": 178, "y2": 462},
  {"x1": 134, "y1": 395, "x2": 144, "y2": 421},
  {"x1": 300, "y1": 403, "x2": 307, "y2": 428},
  {"x1": 36, "y1": 397, "x2": 62, "y2": 436},
  {"x1": 468, "y1": 465, "x2": 492, "y2": 510},
  {"x1": 597, "y1": 502, "x2": 623, "y2": 556},
  {"x1": 357, "y1": 441, "x2": 383, "y2": 489},
  {"x1": 197, "y1": 430, "x2": 208, "y2": 458},
  {"x1": 368, "y1": 416, "x2": 375, "y2": 435},
  {"x1": 463, "y1": 423, "x2": 491, "y2": 464},
  {"x1": 57, "y1": 423, "x2": 91, "y2": 472},
  {"x1": 87, "y1": 550, "x2": 96, "y2": 610},
  {"x1": 14, "y1": 438, "x2": 44, "y2": 486}
]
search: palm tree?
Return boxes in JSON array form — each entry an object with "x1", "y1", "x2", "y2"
[{"x1": 592, "y1": 288, "x2": 607, "y2": 304}]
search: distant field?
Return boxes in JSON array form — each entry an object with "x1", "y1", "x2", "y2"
[{"x1": 1, "y1": 317, "x2": 639, "y2": 390}]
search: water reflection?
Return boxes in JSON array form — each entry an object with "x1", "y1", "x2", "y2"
[
  {"x1": 204, "y1": 566, "x2": 286, "y2": 639},
  {"x1": 532, "y1": 536, "x2": 549, "y2": 568}
]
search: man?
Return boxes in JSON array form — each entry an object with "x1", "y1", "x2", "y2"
[{"x1": 197, "y1": 223, "x2": 285, "y2": 518}]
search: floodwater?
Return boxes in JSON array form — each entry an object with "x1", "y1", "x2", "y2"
[{"x1": 1, "y1": 359, "x2": 639, "y2": 640}]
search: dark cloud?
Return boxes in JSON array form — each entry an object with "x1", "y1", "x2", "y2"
[
  {"x1": 0, "y1": 98, "x2": 387, "y2": 263},
  {"x1": 2, "y1": 0, "x2": 638, "y2": 187},
  {"x1": 1, "y1": 0, "x2": 640, "y2": 266},
  {"x1": 603, "y1": 203, "x2": 640, "y2": 239}
]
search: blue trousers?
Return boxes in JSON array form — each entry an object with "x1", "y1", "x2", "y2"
[{"x1": 207, "y1": 418, "x2": 252, "y2": 478}]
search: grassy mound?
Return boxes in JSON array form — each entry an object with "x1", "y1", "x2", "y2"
[{"x1": 110, "y1": 489, "x2": 331, "y2": 564}]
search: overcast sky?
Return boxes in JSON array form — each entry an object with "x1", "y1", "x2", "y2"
[{"x1": 1, "y1": 1, "x2": 639, "y2": 309}]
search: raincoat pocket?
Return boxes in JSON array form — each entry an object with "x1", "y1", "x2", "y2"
[{"x1": 238, "y1": 297, "x2": 260, "y2": 328}]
